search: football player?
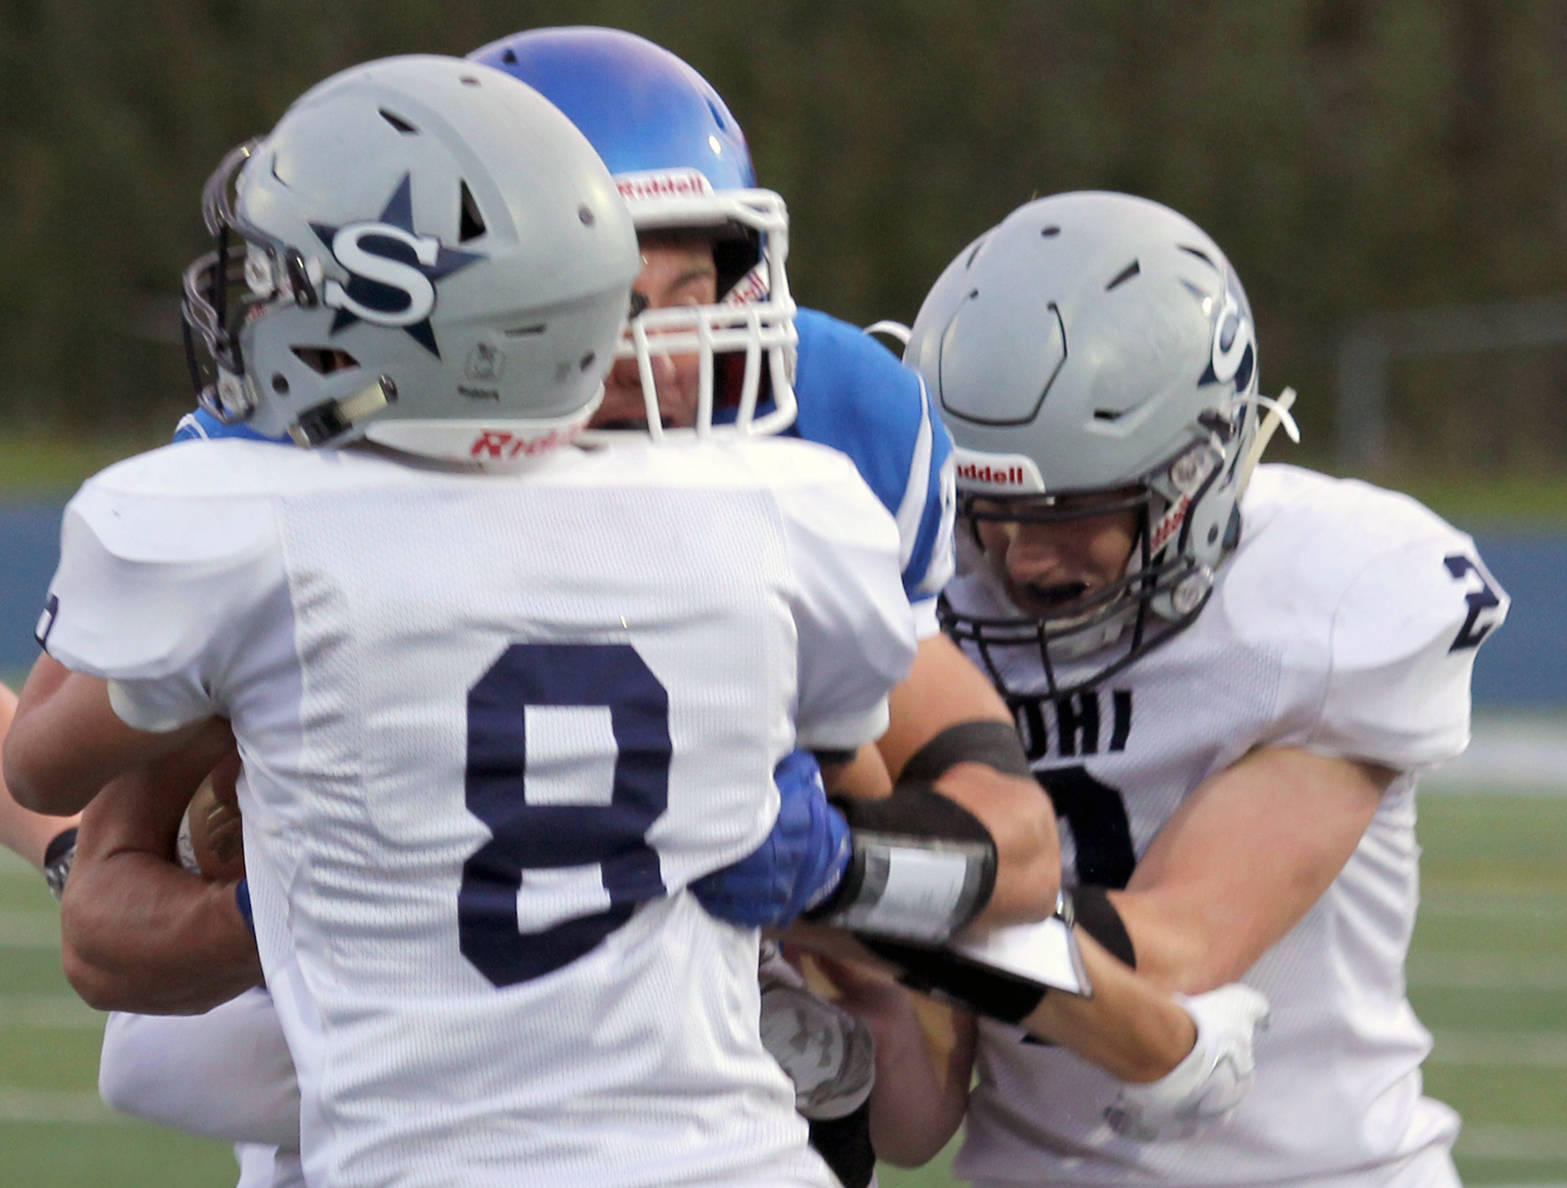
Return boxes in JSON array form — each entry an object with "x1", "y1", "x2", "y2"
[
  {"x1": 60, "y1": 37, "x2": 1268, "y2": 1188},
  {"x1": 851, "y1": 191, "x2": 1508, "y2": 1186},
  {"x1": 67, "y1": 30, "x2": 1272, "y2": 1188},
  {"x1": 5, "y1": 53, "x2": 920, "y2": 1188}
]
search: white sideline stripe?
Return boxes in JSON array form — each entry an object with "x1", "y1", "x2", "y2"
[
  {"x1": 1461, "y1": 1123, "x2": 1567, "y2": 1159},
  {"x1": 1410, "y1": 955, "x2": 1567, "y2": 990},
  {"x1": 1421, "y1": 888, "x2": 1567, "y2": 918},
  {"x1": 1425, "y1": 716, "x2": 1567, "y2": 795},
  {"x1": 1431, "y1": 1031, "x2": 1567, "y2": 1068},
  {"x1": 0, "y1": 911, "x2": 59, "y2": 950},
  {"x1": 0, "y1": 994, "x2": 101, "y2": 1030},
  {"x1": 0, "y1": 1087, "x2": 125, "y2": 1125}
]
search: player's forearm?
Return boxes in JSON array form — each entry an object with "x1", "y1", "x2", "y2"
[
  {"x1": 1019, "y1": 931, "x2": 1196, "y2": 1083},
  {"x1": 1109, "y1": 748, "x2": 1394, "y2": 995},
  {"x1": 0, "y1": 785, "x2": 78, "y2": 872},
  {"x1": 866, "y1": 1001, "x2": 972, "y2": 1167},
  {"x1": 937, "y1": 763, "x2": 1060, "y2": 925},
  {"x1": 61, "y1": 852, "x2": 261, "y2": 1013},
  {"x1": 878, "y1": 635, "x2": 1062, "y2": 926},
  {"x1": 0, "y1": 682, "x2": 77, "y2": 869}
]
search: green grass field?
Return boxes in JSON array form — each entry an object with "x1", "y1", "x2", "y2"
[{"x1": 3, "y1": 784, "x2": 1564, "y2": 1187}]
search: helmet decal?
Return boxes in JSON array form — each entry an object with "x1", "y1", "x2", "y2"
[
  {"x1": 1199, "y1": 274, "x2": 1256, "y2": 391},
  {"x1": 311, "y1": 174, "x2": 484, "y2": 356}
]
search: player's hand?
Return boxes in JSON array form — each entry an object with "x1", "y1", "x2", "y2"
[
  {"x1": 177, "y1": 747, "x2": 246, "y2": 882},
  {"x1": 758, "y1": 943, "x2": 876, "y2": 1119},
  {"x1": 1103, "y1": 983, "x2": 1269, "y2": 1141},
  {"x1": 691, "y1": 749, "x2": 850, "y2": 929}
]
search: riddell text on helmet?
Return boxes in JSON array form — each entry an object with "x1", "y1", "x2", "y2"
[{"x1": 957, "y1": 461, "x2": 1029, "y2": 486}]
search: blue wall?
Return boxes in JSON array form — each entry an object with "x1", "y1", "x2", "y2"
[{"x1": 0, "y1": 501, "x2": 1560, "y2": 705}]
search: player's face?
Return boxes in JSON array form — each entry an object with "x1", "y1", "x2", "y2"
[
  {"x1": 971, "y1": 494, "x2": 1141, "y2": 619},
  {"x1": 593, "y1": 233, "x2": 718, "y2": 430}
]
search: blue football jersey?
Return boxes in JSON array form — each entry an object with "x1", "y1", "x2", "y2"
[
  {"x1": 172, "y1": 409, "x2": 286, "y2": 444},
  {"x1": 788, "y1": 308, "x2": 956, "y2": 617}
]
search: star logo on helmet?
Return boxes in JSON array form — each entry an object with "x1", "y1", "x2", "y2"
[{"x1": 310, "y1": 174, "x2": 483, "y2": 357}]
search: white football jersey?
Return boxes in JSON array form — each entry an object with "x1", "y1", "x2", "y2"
[
  {"x1": 44, "y1": 436, "x2": 916, "y2": 1188},
  {"x1": 945, "y1": 465, "x2": 1507, "y2": 1187}
]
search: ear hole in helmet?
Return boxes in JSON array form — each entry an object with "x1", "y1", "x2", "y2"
[
  {"x1": 378, "y1": 108, "x2": 419, "y2": 135},
  {"x1": 459, "y1": 181, "x2": 486, "y2": 242}
]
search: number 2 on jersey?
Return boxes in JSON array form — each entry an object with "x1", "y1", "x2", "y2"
[{"x1": 459, "y1": 643, "x2": 670, "y2": 987}]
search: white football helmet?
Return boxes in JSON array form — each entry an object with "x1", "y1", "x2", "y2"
[
  {"x1": 906, "y1": 191, "x2": 1293, "y2": 698},
  {"x1": 182, "y1": 55, "x2": 640, "y2": 464}
]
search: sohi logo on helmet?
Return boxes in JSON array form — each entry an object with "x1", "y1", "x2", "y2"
[
  {"x1": 324, "y1": 224, "x2": 441, "y2": 327},
  {"x1": 310, "y1": 174, "x2": 483, "y2": 357}
]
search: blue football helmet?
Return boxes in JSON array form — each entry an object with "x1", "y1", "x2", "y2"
[{"x1": 469, "y1": 27, "x2": 797, "y2": 439}]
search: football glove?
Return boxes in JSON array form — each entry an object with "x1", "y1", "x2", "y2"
[
  {"x1": 1104, "y1": 982, "x2": 1270, "y2": 1141},
  {"x1": 691, "y1": 749, "x2": 850, "y2": 929}
]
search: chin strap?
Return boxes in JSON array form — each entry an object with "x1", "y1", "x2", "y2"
[
  {"x1": 1235, "y1": 387, "x2": 1299, "y2": 498},
  {"x1": 861, "y1": 320, "x2": 912, "y2": 346}
]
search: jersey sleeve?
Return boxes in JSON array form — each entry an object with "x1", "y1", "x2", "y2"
[
  {"x1": 773, "y1": 458, "x2": 919, "y2": 752},
  {"x1": 791, "y1": 310, "x2": 957, "y2": 637},
  {"x1": 1304, "y1": 533, "x2": 1508, "y2": 770},
  {"x1": 39, "y1": 463, "x2": 284, "y2": 732}
]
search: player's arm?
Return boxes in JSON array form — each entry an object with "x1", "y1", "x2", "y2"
[
  {"x1": 4, "y1": 655, "x2": 215, "y2": 816},
  {"x1": 1110, "y1": 745, "x2": 1394, "y2": 994},
  {"x1": 875, "y1": 630, "x2": 1060, "y2": 926},
  {"x1": 809, "y1": 954, "x2": 976, "y2": 1168},
  {"x1": 59, "y1": 722, "x2": 262, "y2": 1014},
  {"x1": 0, "y1": 679, "x2": 81, "y2": 884}
]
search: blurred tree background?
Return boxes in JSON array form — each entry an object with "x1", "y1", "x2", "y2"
[{"x1": 2, "y1": 0, "x2": 1565, "y2": 490}]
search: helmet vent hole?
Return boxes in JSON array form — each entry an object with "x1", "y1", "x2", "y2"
[
  {"x1": 271, "y1": 374, "x2": 289, "y2": 394},
  {"x1": 501, "y1": 48, "x2": 518, "y2": 64},
  {"x1": 1104, "y1": 260, "x2": 1141, "y2": 291},
  {"x1": 460, "y1": 75, "x2": 481, "y2": 87},
  {"x1": 1179, "y1": 244, "x2": 1216, "y2": 269},
  {"x1": 459, "y1": 182, "x2": 486, "y2": 242},
  {"x1": 504, "y1": 324, "x2": 546, "y2": 337},
  {"x1": 1092, "y1": 408, "x2": 1125, "y2": 422},
  {"x1": 578, "y1": 204, "x2": 595, "y2": 226},
  {"x1": 579, "y1": 351, "x2": 597, "y2": 371},
  {"x1": 1040, "y1": 226, "x2": 1060, "y2": 237},
  {"x1": 379, "y1": 108, "x2": 420, "y2": 135},
  {"x1": 292, "y1": 346, "x2": 360, "y2": 375}
]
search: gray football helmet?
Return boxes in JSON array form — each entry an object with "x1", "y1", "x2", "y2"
[
  {"x1": 906, "y1": 191, "x2": 1287, "y2": 699},
  {"x1": 182, "y1": 55, "x2": 639, "y2": 464}
]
